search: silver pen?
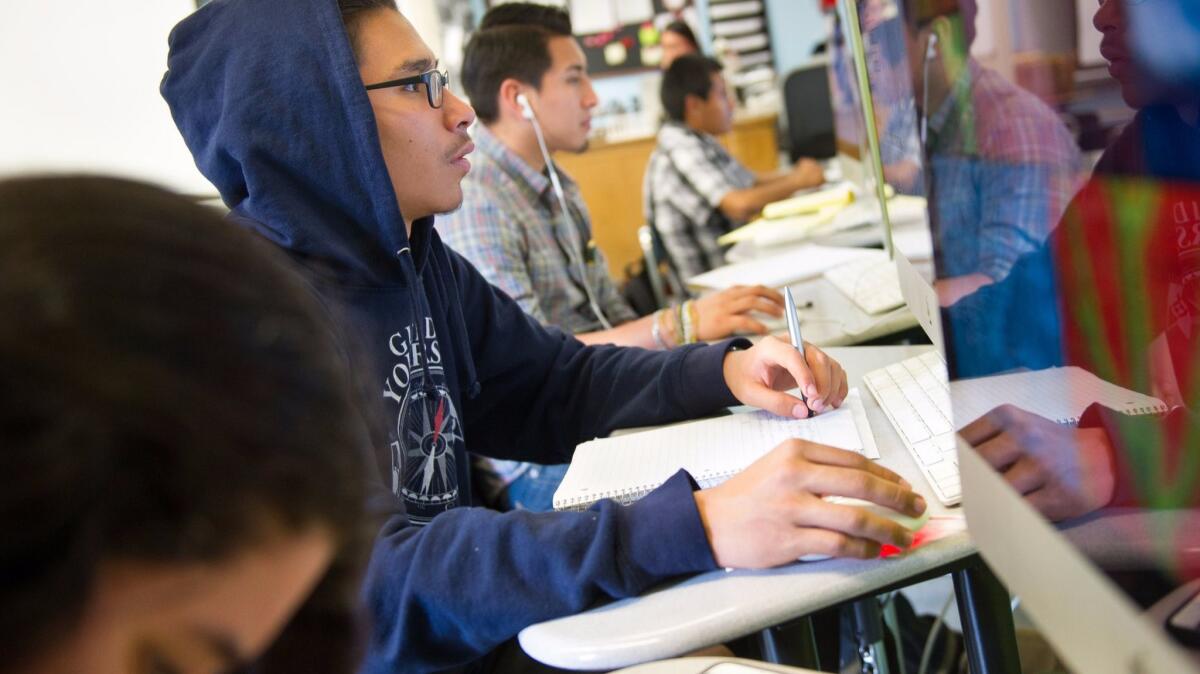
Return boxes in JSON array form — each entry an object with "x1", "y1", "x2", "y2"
[{"x1": 785, "y1": 287, "x2": 808, "y2": 404}]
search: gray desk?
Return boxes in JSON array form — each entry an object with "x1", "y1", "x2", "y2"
[
  {"x1": 777, "y1": 277, "x2": 918, "y2": 347},
  {"x1": 614, "y1": 657, "x2": 819, "y2": 673},
  {"x1": 519, "y1": 346, "x2": 1017, "y2": 671}
]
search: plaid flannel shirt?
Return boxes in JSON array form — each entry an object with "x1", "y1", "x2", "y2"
[
  {"x1": 441, "y1": 124, "x2": 636, "y2": 333},
  {"x1": 925, "y1": 61, "x2": 1084, "y2": 281},
  {"x1": 439, "y1": 124, "x2": 637, "y2": 492},
  {"x1": 644, "y1": 121, "x2": 757, "y2": 280}
]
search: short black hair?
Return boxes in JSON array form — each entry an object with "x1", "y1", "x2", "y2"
[
  {"x1": 479, "y1": 1, "x2": 572, "y2": 33},
  {"x1": 338, "y1": 0, "x2": 398, "y2": 60},
  {"x1": 0, "y1": 176, "x2": 371, "y2": 673},
  {"x1": 663, "y1": 20, "x2": 699, "y2": 50},
  {"x1": 900, "y1": 0, "x2": 977, "y2": 46},
  {"x1": 661, "y1": 54, "x2": 724, "y2": 122},
  {"x1": 463, "y1": 3, "x2": 574, "y2": 124}
]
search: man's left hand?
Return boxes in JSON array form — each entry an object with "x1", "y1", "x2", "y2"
[{"x1": 960, "y1": 405, "x2": 1116, "y2": 522}]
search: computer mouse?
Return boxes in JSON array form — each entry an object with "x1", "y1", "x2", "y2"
[{"x1": 798, "y1": 496, "x2": 930, "y2": 562}]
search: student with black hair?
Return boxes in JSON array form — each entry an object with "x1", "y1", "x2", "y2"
[
  {"x1": 442, "y1": 5, "x2": 794, "y2": 511},
  {"x1": 645, "y1": 54, "x2": 826, "y2": 279},
  {"x1": 0, "y1": 176, "x2": 370, "y2": 674},
  {"x1": 660, "y1": 19, "x2": 700, "y2": 69},
  {"x1": 162, "y1": 1, "x2": 925, "y2": 670}
]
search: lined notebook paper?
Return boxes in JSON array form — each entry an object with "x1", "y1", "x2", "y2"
[
  {"x1": 949, "y1": 366, "x2": 1169, "y2": 429},
  {"x1": 553, "y1": 389, "x2": 877, "y2": 511},
  {"x1": 687, "y1": 245, "x2": 875, "y2": 290}
]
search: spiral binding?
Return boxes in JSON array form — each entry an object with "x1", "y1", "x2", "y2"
[
  {"x1": 1051, "y1": 402, "x2": 1168, "y2": 427},
  {"x1": 556, "y1": 471, "x2": 737, "y2": 511}
]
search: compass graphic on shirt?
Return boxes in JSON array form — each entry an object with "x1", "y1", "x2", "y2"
[{"x1": 392, "y1": 366, "x2": 461, "y2": 511}]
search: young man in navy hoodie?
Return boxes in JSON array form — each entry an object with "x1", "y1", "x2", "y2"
[{"x1": 161, "y1": 1, "x2": 925, "y2": 671}]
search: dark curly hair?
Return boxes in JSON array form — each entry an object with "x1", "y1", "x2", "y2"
[{"x1": 0, "y1": 176, "x2": 372, "y2": 673}]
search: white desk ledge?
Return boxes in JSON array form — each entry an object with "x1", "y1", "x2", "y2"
[
  {"x1": 613, "y1": 656, "x2": 820, "y2": 674},
  {"x1": 518, "y1": 532, "x2": 971, "y2": 671}
]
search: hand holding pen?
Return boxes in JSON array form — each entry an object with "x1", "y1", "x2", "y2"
[{"x1": 721, "y1": 288, "x2": 849, "y2": 419}]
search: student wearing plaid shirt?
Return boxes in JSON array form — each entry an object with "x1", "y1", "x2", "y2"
[
  {"x1": 644, "y1": 55, "x2": 825, "y2": 280},
  {"x1": 441, "y1": 7, "x2": 787, "y2": 511},
  {"x1": 897, "y1": 0, "x2": 1083, "y2": 305}
]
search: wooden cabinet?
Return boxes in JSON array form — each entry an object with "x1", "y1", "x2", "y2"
[{"x1": 554, "y1": 112, "x2": 780, "y2": 279}]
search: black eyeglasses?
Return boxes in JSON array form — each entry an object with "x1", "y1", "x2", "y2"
[{"x1": 364, "y1": 69, "x2": 449, "y2": 109}]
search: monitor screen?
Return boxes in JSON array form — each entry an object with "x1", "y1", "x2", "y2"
[
  {"x1": 877, "y1": 0, "x2": 1200, "y2": 668},
  {"x1": 827, "y1": 5, "x2": 869, "y2": 184}
]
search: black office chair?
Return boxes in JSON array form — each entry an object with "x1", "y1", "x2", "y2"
[{"x1": 782, "y1": 64, "x2": 837, "y2": 163}]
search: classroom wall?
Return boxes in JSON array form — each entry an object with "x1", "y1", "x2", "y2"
[
  {"x1": 764, "y1": 0, "x2": 827, "y2": 80},
  {"x1": 1, "y1": 1, "x2": 215, "y2": 195}
]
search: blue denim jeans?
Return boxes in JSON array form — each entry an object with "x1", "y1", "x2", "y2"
[{"x1": 498, "y1": 463, "x2": 570, "y2": 512}]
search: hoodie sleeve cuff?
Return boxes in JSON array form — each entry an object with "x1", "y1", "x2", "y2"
[
  {"x1": 674, "y1": 338, "x2": 750, "y2": 416},
  {"x1": 613, "y1": 469, "x2": 719, "y2": 578}
]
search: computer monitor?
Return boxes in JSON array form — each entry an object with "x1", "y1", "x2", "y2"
[
  {"x1": 895, "y1": 0, "x2": 1200, "y2": 669},
  {"x1": 835, "y1": 0, "x2": 942, "y2": 348},
  {"x1": 826, "y1": 10, "x2": 868, "y2": 190},
  {"x1": 827, "y1": 2, "x2": 898, "y2": 235}
]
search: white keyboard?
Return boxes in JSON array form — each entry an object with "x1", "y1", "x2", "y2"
[
  {"x1": 862, "y1": 351, "x2": 962, "y2": 505},
  {"x1": 824, "y1": 256, "x2": 905, "y2": 315}
]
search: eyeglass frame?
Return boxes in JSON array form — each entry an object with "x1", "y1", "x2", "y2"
[{"x1": 364, "y1": 69, "x2": 449, "y2": 109}]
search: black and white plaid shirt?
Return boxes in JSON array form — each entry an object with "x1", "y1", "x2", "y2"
[{"x1": 643, "y1": 121, "x2": 757, "y2": 279}]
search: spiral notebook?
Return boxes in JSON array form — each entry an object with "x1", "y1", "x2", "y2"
[
  {"x1": 948, "y1": 366, "x2": 1169, "y2": 429},
  {"x1": 553, "y1": 389, "x2": 877, "y2": 511}
]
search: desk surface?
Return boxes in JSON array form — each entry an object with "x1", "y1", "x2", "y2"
[
  {"x1": 519, "y1": 345, "x2": 973, "y2": 671},
  {"x1": 775, "y1": 277, "x2": 918, "y2": 347},
  {"x1": 614, "y1": 657, "x2": 819, "y2": 674}
]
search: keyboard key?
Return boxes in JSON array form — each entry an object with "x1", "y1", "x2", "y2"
[
  {"x1": 928, "y1": 461, "x2": 959, "y2": 481},
  {"x1": 912, "y1": 439, "x2": 941, "y2": 466},
  {"x1": 934, "y1": 433, "x2": 957, "y2": 453}
]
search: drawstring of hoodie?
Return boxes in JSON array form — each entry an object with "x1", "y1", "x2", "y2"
[
  {"x1": 397, "y1": 247, "x2": 437, "y2": 396},
  {"x1": 397, "y1": 240, "x2": 480, "y2": 399}
]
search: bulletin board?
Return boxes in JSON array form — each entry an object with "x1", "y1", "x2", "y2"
[
  {"x1": 574, "y1": 0, "x2": 696, "y2": 75},
  {"x1": 488, "y1": 0, "x2": 696, "y2": 76}
]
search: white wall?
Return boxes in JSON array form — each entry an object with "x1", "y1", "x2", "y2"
[
  {"x1": 0, "y1": 1, "x2": 214, "y2": 195},
  {"x1": 764, "y1": 0, "x2": 827, "y2": 79}
]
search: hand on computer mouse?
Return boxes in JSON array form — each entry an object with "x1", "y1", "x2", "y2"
[
  {"x1": 722, "y1": 335, "x2": 848, "y2": 418},
  {"x1": 694, "y1": 285, "x2": 784, "y2": 338},
  {"x1": 693, "y1": 439, "x2": 927, "y2": 568}
]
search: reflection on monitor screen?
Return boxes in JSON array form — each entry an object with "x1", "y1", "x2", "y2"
[{"x1": 883, "y1": 0, "x2": 1200, "y2": 669}]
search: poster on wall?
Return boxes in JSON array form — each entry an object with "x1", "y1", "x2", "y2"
[{"x1": 490, "y1": 0, "x2": 695, "y2": 75}]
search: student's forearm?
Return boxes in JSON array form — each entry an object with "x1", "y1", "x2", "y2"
[
  {"x1": 719, "y1": 180, "x2": 805, "y2": 221},
  {"x1": 575, "y1": 314, "x2": 658, "y2": 348},
  {"x1": 753, "y1": 168, "x2": 791, "y2": 184}
]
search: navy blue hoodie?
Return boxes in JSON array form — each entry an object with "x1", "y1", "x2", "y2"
[{"x1": 161, "y1": 0, "x2": 743, "y2": 670}]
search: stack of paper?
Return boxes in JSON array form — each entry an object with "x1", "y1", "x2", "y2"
[
  {"x1": 761, "y1": 183, "x2": 856, "y2": 220},
  {"x1": 687, "y1": 244, "x2": 876, "y2": 290}
]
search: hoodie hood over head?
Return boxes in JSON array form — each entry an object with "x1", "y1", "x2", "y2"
[
  {"x1": 162, "y1": 2, "x2": 743, "y2": 670},
  {"x1": 162, "y1": 0, "x2": 423, "y2": 283}
]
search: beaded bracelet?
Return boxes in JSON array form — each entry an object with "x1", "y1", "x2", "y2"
[
  {"x1": 650, "y1": 309, "x2": 670, "y2": 350},
  {"x1": 688, "y1": 300, "x2": 700, "y2": 343},
  {"x1": 681, "y1": 299, "x2": 697, "y2": 344}
]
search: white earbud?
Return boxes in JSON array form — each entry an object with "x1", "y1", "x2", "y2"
[
  {"x1": 920, "y1": 31, "x2": 939, "y2": 146},
  {"x1": 514, "y1": 90, "x2": 612, "y2": 330},
  {"x1": 516, "y1": 92, "x2": 535, "y2": 120}
]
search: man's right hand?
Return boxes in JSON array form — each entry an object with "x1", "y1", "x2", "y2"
[{"x1": 693, "y1": 440, "x2": 926, "y2": 568}]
